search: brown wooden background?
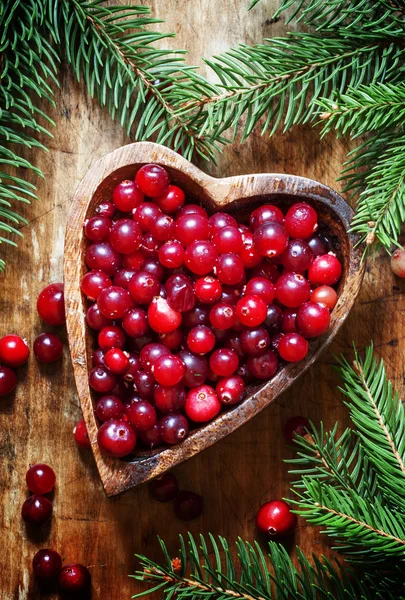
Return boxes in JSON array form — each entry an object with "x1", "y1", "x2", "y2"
[{"x1": 0, "y1": 1, "x2": 402, "y2": 598}]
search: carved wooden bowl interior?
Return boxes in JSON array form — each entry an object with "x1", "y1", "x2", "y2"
[{"x1": 64, "y1": 142, "x2": 365, "y2": 497}]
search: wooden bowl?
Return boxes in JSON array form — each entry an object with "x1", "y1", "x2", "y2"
[{"x1": 64, "y1": 142, "x2": 365, "y2": 497}]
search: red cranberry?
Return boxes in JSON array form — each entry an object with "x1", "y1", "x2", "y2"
[
  {"x1": 58, "y1": 563, "x2": 91, "y2": 594},
  {"x1": 81, "y1": 270, "x2": 112, "y2": 300},
  {"x1": 278, "y1": 333, "x2": 308, "y2": 362},
  {"x1": 141, "y1": 232, "x2": 160, "y2": 258},
  {"x1": 26, "y1": 463, "x2": 56, "y2": 494},
  {"x1": 281, "y1": 308, "x2": 298, "y2": 333},
  {"x1": 88, "y1": 366, "x2": 116, "y2": 393},
  {"x1": 239, "y1": 230, "x2": 262, "y2": 268},
  {"x1": 33, "y1": 549, "x2": 62, "y2": 580},
  {"x1": 224, "y1": 333, "x2": 246, "y2": 359},
  {"x1": 150, "y1": 214, "x2": 175, "y2": 241},
  {"x1": 247, "y1": 350, "x2": 278, "y2": 379},
  {"x1": 138, "y1": 423, "x2": 163, "y2": 448},
  {"x1": 265, "y1": 304, "x2": 283, "y2": 332},
  {"x1": 127, "y1": 401, "x2": 156, "y2": 431},
  {"x1": 95, "y1": 201, "x2": 115, "y2": 218},
  {"x1": 148, "y1": 297, "x2": 182, "y2": 334},
  {"x1": 183, "y1": 305, "x2": 209, "y2": 327},
  {"x1": 308, "y1": 254, "x2": 342, "y2": 285},
  {"x1": 133, "y1": 202, "x2": 161, "y2": 231},
  {"x1": 175, "y1": 213, "x2": 209, "y2": 246},
  {"x1": 310, "y1": 285, "x2": 337, "y2": 309},
  {"x1": 209, "y1": 302, "x2": 236, "y2": 330},
  {"x1": 114, "y1": 267, "x2": 141, "y2": 290},
  {"x1": 177, "y1": 350, "x2": 208, "y2": 388},
  {"x1": 97, "y1": 419, "x2": 136, "y2": 457},
  {"x1": 185, "y1": 240, "x2": 218, "y2": 275},
  {"x1": 165, "y1": 273, "x2": 195, "y2": 312},
  {"x1": 128, "y1": 271, "x2": 160, "y2": 305},
  {"x1": 34, "y1": 333, "x2": 63, "y2": 363},
  {"x1": 174, "y1": 490, "x2": 203, "y2": 520},
  {"x1": 154, "y1": 383, "x2": 186, "y2": 413},
  {"x1": 158, "y1": 240, "x2": 185, "y2": 268},
  {"x1": 216, "y1": 253, "x2": 245, "y2": 285},
  {"x1": 250, "y1": 204, "x2": 283, "y2": 230},
  {"x1": 0, "y1": 334, "x2": 29, "y2": 367},
  {"x1": 391, "y1": 246, "x2": 405, "y2": 277},
  {"x1": 296, "y1": 301, "x2": 331, "y2": 338},
  {"x1": 22, "y1": 494, "x2": 53, "y2": 526},
  {"x1": 134, "y1": 370, "x2": 156, "y2": 399},
  {"x1": 253, "y1": 222, "x2": 289, "y2": 258},
  {"x1": 96, "y1": 395, "x2": 124, "y2": 422},
  {"x1": 135, "y1": 164, "x2": 170, "y2": 197},
  {"x1": 140, "y1": 258, "x2": 165, "y2": 281},
  {"x1": 97, "y1": 286, "x2": 132, "y2": 319},
  {"x1": 86, "y1": 304, "x2": 110, "y2": 330},
  {"x1": 148, "y1": 473, "x2": 179, "y2": 501},
  {"x1": 109, "y1": 218, "x2": 142, "y2": 254},
  {"x1": 154, "y1": 185, "x2": 185, "y2": 213},
  {"x1": 208, "y1": 212, "x2": 237, "y2": 235},
  {"x1": 308, "y1": 234, "x2": 330, "y2": 256},
  {"x1": 85, "y1": 243, "x2": 122, "y2": 275},
  {"x1": 284, "y1": 416, "x2": 311, "y2": 444},
  {"x1": 84, "y1": 216, "x2": 111, "y2": 242},
  {"x1": 124, "y1": 353, "x2": 142, "y2": 382},
  {"x1": 285, "y1": 202, "x2": 317, "y2": 239},
  {"x1": 276, "y1": 273, "x2": 310, "y2": 308},
  {"x1": 251, "y1": 261, "x2": 280, "y2": 284},
  {"x1": 37, "y1": 283, "x2": 65, "y2": 326},
  {"x1": 177, "y1": 204, "x2": 207, "y2": 218},
  {"x1": 194, "y1": 276, "x2": 222, "y2": 304},
  {"x1": 216, "y1": 375, "x2": 245, "y2": 405},
  {"x1": 123, "y1": 249, "x2": 144, "y2": 270},
  {"x1": 245, "y1": 277, "x2": 275, "y2": 304},
  {"x1": 74, "y1": 419, "x2": 91, "y2": 448},
  {"x1": 187, "y1": 326, "x2": 215, "y2": 354},
  {"x1": 122, "y1": 307, "x2": 149, "y2": 338},
  {"x1": 92, "y1": 349, "x2": 105, "y2": 367},
  {"x1": 112, "y1": 180, "x2": 144, "y2": 211},
  {"x1": 240, "y1": 327, "x2": 270, "y2": 356},
  {"x1": 153, "y1": 354, "x2": 185, "y2": 386},
  {"x1": 209, "y1": 348, "x2": 238, "y2": 377},
  {"x1": 213, "y1": 226, "x2": 243, "y2": 254},
  {"x1": 256, "y1": 500, "x2": 297, "y2": 536},
  {"x1": 104, "y1": 348, "x2": 129, "y2": 374},
  {"x1": 98, "y1": 325, "x2": 126, "y2": 351},
  {"x1": 140, "y1": 343, "x2": 171, "y2": 373},
  {"x1": 185, "y1": 384, "x2": 221, "y2": 422},
  {"x1": 158, "y1": 329, "x2": 183, "y2": 351},
  {"x1": 236, "y1": 295, "x2": 267, "y2": 327},
  {"x1": 160, "y1": 413, "x2": 189, "y2": 444},
  {"x1": 280, "y1": 239, "x2": 314, "y2": 272}
]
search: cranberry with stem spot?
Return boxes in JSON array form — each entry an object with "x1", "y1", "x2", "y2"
[
  {"x1": 185, "y1": 384, "x2": 221, "y2": 422},
  {"x1": 256, "y1": 500, "x2": 297, "y2": 537},
  {"x1": 74, "y1": 419, "x2": 91, "y2": 448},
  {"x1": 112, "y1": 179, "x2": 144, "y2": 211},
  {"x1": 216, "y1": 375, "x2": 245, "y2": 405},
  {"x1": 160, "y1": 413, "x2": 189, "y2": 444},
  {"x1": 22, "y1": 494, "x2": 53, "y2": 527},
  {"x1": 97, "y1": 419, "x2": 136, "y2": 457},
  {"x1": 58, "y1": 563, "x2": 91, "y2": 594}
]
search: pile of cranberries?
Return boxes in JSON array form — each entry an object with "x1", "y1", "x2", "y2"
[{"x1": 81, "y1": 163, "x2": 342, "y2": 459}]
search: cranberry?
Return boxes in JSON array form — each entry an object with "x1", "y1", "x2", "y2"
[
  {"x1": 127, "y1": 401, "x2": 156, "y2": 431},
  {"x1": 88, "y1": 366, "x2": 116, "y2": 393},
  {"x1": 264, "y1": 304, "x2": 283, "y2": 332},
  {"x1": 86, "y1": 304, "x2": 110, "y2": 330},
  {"x1": 240, "y1": 327, "x2": 270, "y2": 356},
  {"x1": 112, "y1": 180, "x2": 144, "y2": 211},
  {"x1": 308, "y1": 234, "x2": 329, "y2": 256},
  {"x1": 141, "y1": 257, "x2": 165, "y2": 281},
  {"x1": 0, "y1": 334, "x2": 30, "y2": 367},
  {"x1": 224, "y1": 333, "x2": 246, "y2": 359},
  {"x1": 138, "y1": 424, "x2": 162, "y2": 448},
  {"x1": 165, "y1": 274, "x2": 195, "y2": 312},
  {"x1": 247, "y1": 350, "x2": 278, "y2": 379},
  {"x1": 278, "y1": 333, "x2": 308, "y2": 362},
  {"x1": 212, "y1": 226, "x2": 243, "y2": 254},
  {"x1": 209, "y1": 302, "x2": 236, "y2": 330},
  {"x1": 135, "y1": 164, "x2": 170, "y2": 197},
  {"x1": 98, "y1": 325, "x2": 126, "y2": 351},
  {"x1": 236, "y1": 295, "x2": 267, "y2": 327},
  {"x1": 96, "y1": 395, "x2": 124, "y2": 421},
  {"x1": 185, "y1": 384, "x2": 221, "y2": 422},
  {"x1": 284, "y1": 416, "x2": 311, "y2": 444},
  {"x1": 310, "y1": 285, "x2": 338, "y2": 309},
  {"x1": 37, "y1": 283, "x2": 65, "y2": 326},
  {"x1": 271, "y1": 332, "x2": 284, "y2": 352},
  {"x1": 154, "y1": 383, "x2": 186, "y2": 413},
  {"x1": 216, "y1": 375, "x2": 245, "y2": 405},
  {"x1": 97, "y1": 286, "x2": 132, "y2": 319},
  {"x1": 26, "y1": 463, "x2": 56, "y2": 494},
  {"x1": 175, "y1": 213, "x2": 209, "y2": 246},
  {"x1": 209, "y1": 348, "x2": 238, "y2": 377},
  {"x1": 251, "y1": 261, "x2": 280, "y2": 284},
  {"x1": 160, "y1": 413, "x2": 189, "y2": 444},
  {"x1": 74, "y1": 419, "x2": 91, "y2": 448},
  {"x1": 296, "y1": 301, "x2": 330, "y2": 338},
  {"x1": 253, "y1": 222, "x2": 289, "y2": 258},
  {"x1": 158, "y1": 329, "x2": 184, "y2": 351},
  {"x1": 128, "y1": 271, "x2": 160, "y2": 305},
  {"x1": 92, "y1": 348, "x2": 105, "y2": 367},
  {"x1": 391, "y1": 246, "x2": 405, "y2": 277},
  {"x1": 123, "y1": 249, "x2": 144, "y2": 270},
  {"x1": 148, "y1": 473, "x2": 179, "y2": 501},
  {"x1": 150, "y1": 214, "x2": 175, "y2": 242},
  {"x1": 208, "y1": 212, "x2": 237, "y2": 235},
  {"x1": 239, "y1": 230, "x2": 262, "y2": 268},
  {"x1": 122, "y1": 307, "x2": 149, "y2": 338},
  {"x1": 256, "y1": 500, "x2": 297, "y2": 536},
  {"x1": 177, "y1": 350, "x2": 209, "y2": 388},
  {"x1": 81, "y1": 270, "x2": 112, "y2": 300},
  {"x1": 109, "y1": 218, "x2": 142, "y2": 254},
  {"x1": 216, "y1": 253, "x2": 245, "y2": 285},
  {"x1": 95, "y1": 201, "x2": 115, "y2": 218},
  {"x1": 183, "y1": 305, "x2": 209, "y2": 327},
  {"x1": 133, "y1": 202, "x2": 161, "y2": 231},
  {"x1": 285, "y1": 202, "x2": 317, "y2": 239},
  {"x1": 281, "y1": 308, "x2": 298, "y2": 333},
  {"x1": 308, "y1": 254, "x2": 342, "y2": 285},
  {"x1": 58, "y1": 563, "x2": 91, "y2": 594},
  {"x1": 250, "y1": 204, "x2": 284, "y2": 230},
  {"x1": 85, "y1": 242, "x2": 122, "y2": 275},
  {"x1": 280, "y1": 239, "x2": 314, "y2": 272},
  {"x1": 124, "y1": 353, "x2": 142, "y2": 382},
  {"x1": 153, "y1": 354, "x2": 185, "y2": 386},
  {"x1": 187, "y1": 326, "x2": 215, "y2": 354},
  {"x1": 276, "y1": 273, "x2": 310, "y2": 308},
  {"x1": 104, "y1": 348, "x2": 129, "y2": 374},
  {"x1": 174, "y1": 490, "x2": 203, "y2": 520},
  {"x1": 32, "y1": 549, "x2": 62, "y2": 580},
  {"x1": 34, "y1": 333, "x2": 63, "y2": 363},
  {"x1": 148, "y1": 297, "x2": 182, "y2": 334},
  {"x1": 140, "y1": 343, "x2": 171, "y2": 373},
  {"x1": 97, "y1": 419, "x2": 136, "y2": 457},
  {"x1": 194, "y1": 276, "x2": 222, "y2": 304},
  {"x1": 22, "y1": 494, "x2": 53, "y2": 526},
  {"x1": 177, "y1": 204, "x2": 208, "y2": 219},
  {"x1": 245, "y1": 277, "x2": 275, "y2": 304},
  {"x1": 134, "y1": 370, "x2": 156, "y2": 399},
  {"x1": 154, "y1": 184, "x2": 185, "y2": 213},
  {"x1": 84, "y1": 216, "x2": 111, "y2": 241},
  {"x1": 185, "y1": 240, "x2": 218, "y2": 275},
  {"x1": 158, "y1": 240, "x2": 185, "y2": 268},
  {"x1": 141, "y1": 232, "x2": 160, "y2": 257}
]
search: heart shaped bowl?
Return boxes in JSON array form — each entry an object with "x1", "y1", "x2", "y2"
[{"x1": 65, "y1": 142, "x2": 364, "y2": 496}]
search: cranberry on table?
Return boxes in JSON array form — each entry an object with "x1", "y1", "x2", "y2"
[
  {"x1": 84, "y1": 216, "x2": 111, "y2": 242},
  {"x1": 149, "y1": 473, "x2": 179, "y2": 502},
  {"x1": 127, "y1": 401, "x2": 156, "y2": 431},
  {"x1": 160, "y1": 413, "x2": 189, "y2": 444},
  {"x1": 135, "y1": 164, "x2": 170, "y2": 197},
  {"x1": 247, "y1": 350, "x2": 278, "y2": 379},
  {"x1": 285, "y1": 202, "x2": 318, "y2": 239},
  {"x1": 391, "y1": 246, "x2": 405, "y2": 277},
  {"x1": 0, "y1": 366, "x2": 17, "y2": 397},
  {"x1": 187, "y1": 326, "x2": 215, "y2": 354},
  {"x1": 216, "y1": 252, "x2": 245, "y2": 285},
  {"x1": 112, "y1": 179, "x2": 144, "y2": 211},
  {"x1": 209, "y1": 348, "x2": 239, "y2": 377},
  {"x1": 37, "y1": 282, "x2": 65, "y2": 326},
  {"x1": 104, "y1": 348, "x2": 129, "y2": 375},
  {"x1": 174, "y1": 490, "x2": 203, "y2": 520},
  {"x1": 284, "y1": 416, "x2": 311, "y2": 444},
  {"x1": 34, "y1": 333, "x2": 63, "y2": 363},
  {"x1": 74, "y1": 419, "x2": 91, "y2": 448},
  {"x1": 276, "y1": 272, "x2": 310, "y2": 308},
  {"x1": 235, "y1": 294, "x2": 267, "y2": 327},
  {"x1": 185, "y1": 384, "x2": 221, "y2": 422},
  {"x1": 253, "y1": 222, "x2": 289, "y2": 258},
  {"x1": 98, "y1": 325, "x2": 126, "y2": 351},
  {"x1": 0, "y1": 334, "x2": 30, "y2": 367},
  {"x1": 88, "y1": 366, "x2": 116, "y2": 393},
  {"x1": 296, "y1": 301, "x2": 331, "y2": 338},
  {"x1": 256, "y1": 500, "x2": 297, "y2": 536},
  {"x1": 308, "y1": 253, "x2": 342, "y2": 285},
  {"x1": 96, "y1": 395, "x2": 124, "y2": 422},
  {"x1": 32, "y1": 549, "x2": 62, "y2": 580},
  {"x1": 216, "y1": 375, "x2": 245, "y2": 405},
  {"x1": 310, "y1": 285, "x2": 338, "y2": 310},
  {"x1": 97, "y1": 286, "x2": 132, "y2": 319},
  {"x1": 97, "y1": 419, "x2": 136, "y2": 457},
  {"x1": 22, "y1": 494, "x2": 53, "y2": 526},
  {"x1": 278, "y1": 333, "x2": 308, "y2": 362},
  {"x1": 154, "y1": 184, "x2": 185, "y2": 214},
  {"x1": 26, "y1": 463, "x2": 56, "y2": 494},
  {"x1": 250, "y1": 204, "x2": 284, "y2": 230},
  {"x1": 58, "y1": 563, "x2": 91, "y2": 594},
  {"x1": 148, "y1": 297, "x2": 182, "y2": 334},
  {"x1": 154, "y1": 383, "x2": 186, "y2": 413}
]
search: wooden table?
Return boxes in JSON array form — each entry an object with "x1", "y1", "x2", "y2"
[{"x1": 0, "y1": 1, "x2": 400, "y2": 598}]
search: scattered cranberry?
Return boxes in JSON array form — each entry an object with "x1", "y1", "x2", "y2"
[
  {"x1": 26, "y1": 463, "x2": 56, "y2": 494},
  {"x1": 0, "y1": 365, "x2": 17, "y2": 397},
  {"x1": 0, "y1": 334, "x2": 30, "y2": 367},
  {"x1": 185, "y1": 384, "x2": 221, "y2": 422},
  {"x1": 33, "y1": 549, "x2": 62, "y2": 580},
  {"x1": 22, "y1": 494, "x2": 53, "y2": 526},
  {"x1": 74, "y1": 419, "x2": 91, "y2": 448},
  {"x1": 97, "y1": 419, "x2": 136, "y2": 457},
  {"x1": 58, "y1": 563, "x2": 91, "y2": 594},
  {"x1": 284, "y1": 416, "x2": 311, "y2": 444},
  {"x1": 37, "y1": 283, "x2": 65, "y2": 326},
  {"x1": 256, "y1": 500, "x2": 297, "y2": 536},
  {"x1": 391, "y1": 246, "x2": 405, "y2": 277},
  {"x1": 149, "y1": 473, "x2": 179, "y2": 502},
  {"x1": 174, "y1": 490, "x2": 203, "y2": 520},
  {"x1": 34, "y1": 333, "x2": 63, "y2": 363}
]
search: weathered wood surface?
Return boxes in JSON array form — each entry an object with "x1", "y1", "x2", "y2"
[{"x1": 0, "y1": 1, "x2": 399, "y2": 598}]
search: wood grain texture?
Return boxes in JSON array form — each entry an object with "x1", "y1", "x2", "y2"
[
  {"x1": 0, "y1": 1, "x2": 401, "y2": 598},
  {"x1": 65, "y1": 142, "x2": 364, "y2": 496}
]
